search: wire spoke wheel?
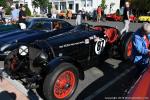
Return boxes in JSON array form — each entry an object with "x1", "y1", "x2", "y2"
[
  {"x1": 127, "y1": 41, "x2": 132, "y2": 57},
  {"x1": 54, "y1": 70, "x2": 76, "y2": 99}
]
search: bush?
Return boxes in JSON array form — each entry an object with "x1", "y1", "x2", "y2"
[
  {"x1": 24, "y1": 4, "x2": 31, "y2": 16},
  {"x1": 48, "y1": 3, "x2": 52, "y2": 13},
  {"x1": 116, "y1": 9, "x2": 120, "y2": 16},
  {"x1": 5, "y1": 6, "x2": 11, "y2": 15}
]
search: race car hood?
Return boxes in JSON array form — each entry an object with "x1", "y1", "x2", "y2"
[
  {"x1": 34, "y1": 27, "x2": 102, "y2": 49},
  {"x1": 0, "y1": 29, "x2": 47, "y2": 51},
  {"x1": 0, "y1": 24, "x2": 20, "y2": 32}
]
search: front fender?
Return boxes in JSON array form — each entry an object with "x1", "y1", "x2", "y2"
[{"x1": 46, "y1": 56, "x2": 85, "y2": 80}]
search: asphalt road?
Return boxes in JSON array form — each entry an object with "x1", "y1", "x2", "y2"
[
  {"x1": 0, "y1": 20, "x2": 144, "y2": 100},
  {"x1": 66, "y1": 19, "x2": 144, "y2": 32}
]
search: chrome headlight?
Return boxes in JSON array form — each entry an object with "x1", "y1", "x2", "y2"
[
  {"x1": 40, "y1": 53, "x2": 48, "y2": 60},
  {"x1": 4, "y1": 51, "x2": 11, "y2": 55},
  {"x1": 19, "y1": 45, "x2": 28, "y2": 56}
]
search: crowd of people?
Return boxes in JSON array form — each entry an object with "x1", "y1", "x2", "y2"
[{"x1": 0, "y1": 4, "x2": 28, "y2": 29}]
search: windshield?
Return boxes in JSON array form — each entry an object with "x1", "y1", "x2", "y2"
[{"x1": 29, "y1": 20, "x2": 51, "y2": 30}]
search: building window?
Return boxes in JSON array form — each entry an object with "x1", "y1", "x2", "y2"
[
  {"x1": 69, "y1": 4, "x2": 73, "y2": 10},
  {"x1": 81, "y1": 0, "x2": 86, "y2": 7},
  {"x1": 87, "y1": 0, "x2": 92, "y2": 7},
  {"x1": 60, "y1": 2, "x2": 66, "y2": 10},
  {"x1": 55, "y1": 5, "x2": 58, "y2": 10}
]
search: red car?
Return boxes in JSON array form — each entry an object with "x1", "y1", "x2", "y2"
[
  {"x1": 106, "y1": 13, "x2": 137, "y2": 22},
  {"x1": 106, "y1": 13, "x2": 122, "y2": 21},
  {"x1": 128, "y1": 67, "x2": 150, "y2": 99}
]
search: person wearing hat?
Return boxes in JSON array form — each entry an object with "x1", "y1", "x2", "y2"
[{"x1": 132, "y1": 23, "x2": 150, "y2": 74}]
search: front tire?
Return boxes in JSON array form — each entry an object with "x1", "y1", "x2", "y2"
[{"x1": 43, "y1": 63, "x2": 79, "y2": 100}]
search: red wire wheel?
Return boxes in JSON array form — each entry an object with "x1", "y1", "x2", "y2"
[
  {"x1": 53, "y1": 70, "x2": 76, "y2": 99},
  {"x1": 10, "y1": 56, "x2": 17, "y2": 71},
  {"x1": 43, "y1": 63, "x2": 79, "y2": 100},
  {"x1": 127, "y1": 40, "x2": 132, "y2": 57}
]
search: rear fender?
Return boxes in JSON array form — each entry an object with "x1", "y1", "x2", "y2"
[
  {"x1": 46, "y1": 56, "x2": 85, "y2": 80},
  {"x1": 119, "y1": 32, "x2": 134, "y2": 46}
]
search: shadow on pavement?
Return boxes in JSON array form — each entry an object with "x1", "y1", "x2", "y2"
[
  {"x1": 27, "y1": 90, "x2": 39, "y2": 100},
  {"x1": 76, "y1": 60, "x2": 138, "y2": 100},
  {"x1": 0, "y1": 91, "x2": 16, "y2": 100}
]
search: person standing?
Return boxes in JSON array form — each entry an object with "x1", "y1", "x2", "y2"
[
  {"x1": 0, "y1": 5, "x2": 3, "y2": 20},
  {"x1": 121, "y1": 1, "x2": 130, "y2": 34},
  {"x1": 0, "y1": 5, "x2": 5, "y2": 23},
  {"x1": 51, "y1": 5, "x2": 57, "y2": 19},
  {"x1": 132, "y1": 23, "x2": 150, "y2": 74},
  {"x1": 76, "y1": 10, "x2": 82, "y2": 25},
  {"x1": 11, "y1": 4, "x2": 20, "y2": 23},
  {"x1": 67, "y1": 9, "x2": 72, "y2": 20},
  {"x1": 19, "y1": 6, "x2": 27, "y2": 29},
  {"x1": 97, "y1": 6, "x2": 102, "y2": 22}
]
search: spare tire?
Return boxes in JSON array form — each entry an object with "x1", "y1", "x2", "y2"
[{"x1": 121, "y1": 32, "x2": 133, "y2": 60}]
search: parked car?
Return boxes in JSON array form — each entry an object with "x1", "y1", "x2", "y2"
[
  {"x1": 3, "y1": 23, "x2": 132, "y2": 100},
  {"x1": 0, "y1": 24, "x2": 20, "y2": 32},
  {"x1": 106, "y1": 13, "x2": 137, "y2": 22},
  {"x1": 138, "y1": 12, "x2": 150, "y2": 22},
  {"x1": 0, "y1": 18, "x2": 74, "y2": 60},
  {"x1": 106, "y1": 13, "x2": 122, "y2": 21}
]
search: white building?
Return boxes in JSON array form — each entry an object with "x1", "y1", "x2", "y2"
[{"x1": 50, "y1": 0, "x2": 120, "y2": 14}]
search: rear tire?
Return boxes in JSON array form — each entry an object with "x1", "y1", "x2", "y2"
[{"x1": 43, "y1": 63, "x2": 79, "y2": 100}]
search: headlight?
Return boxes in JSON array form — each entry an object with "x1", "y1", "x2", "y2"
[
  {"x1": 40, "y1": 53, "x2": 48, "y2": 60},
  {"x1": 19, "y1": 45, "x2": 28, "y2": 56},
  {"x1": 4, "y1": 51, "x2": 11, "y2": 55}
]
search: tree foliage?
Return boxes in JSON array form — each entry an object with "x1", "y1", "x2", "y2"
[
  {"x1": 25, "y1": 4, "x2": 31, "y2": 16},
  {"x1": 100, "y1": 0, "x2": 107, "y2": 10},
  {"x1": 131, "y1": 0, "x2": 150, "y2": 12},
  {"x1": 0, "y1": 0, "x2": 7, "y2": 8},
  {"x1": 32, "y1": 0, "x2": 49, "y2": 8}
]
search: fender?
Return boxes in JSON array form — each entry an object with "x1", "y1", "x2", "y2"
[{"x1": 46, "y1": 56, "x2": 85, "y2": 80}]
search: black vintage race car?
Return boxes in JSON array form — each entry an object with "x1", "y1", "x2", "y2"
[
  {"x1": 3, "y1": 23, "x2": 132, "y2": 100},
  {"x1": 0, "y1": 18, "x2": 74, "y2": 60}
]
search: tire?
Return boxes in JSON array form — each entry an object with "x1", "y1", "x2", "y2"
[
  {"x1": 122, "y1": 32, "x2": 133, "y2": 60},
  {"x1": 4, "y1": 50, "x2": 19, "y2": 73},
  {"x1": 43, "y1": 62, "x2": 79, "y2": 100}
]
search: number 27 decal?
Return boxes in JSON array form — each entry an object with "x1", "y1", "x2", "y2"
[{"x1": 95, "y1": 38, "x2": 106, "y2": 55}]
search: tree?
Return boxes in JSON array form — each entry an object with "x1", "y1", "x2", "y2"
[
  {"x1": 100, "y1": 0, "x2": 107, "y2": 10},
  {"x1": 25, "y1": 4, "x2": 31, "y2": 16},
  {"x1": 32, "y1": 0, "x2": 49, "y2": 8},
  {"x1": 0, "y1": 0, "x2": 7, "y2": 8},
  {"x1": 32, "y1": 0, "x2": 49, "y2": 14},
  {"x1": 131, "y1": 0, "x2": 150, "y2": 15}
]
